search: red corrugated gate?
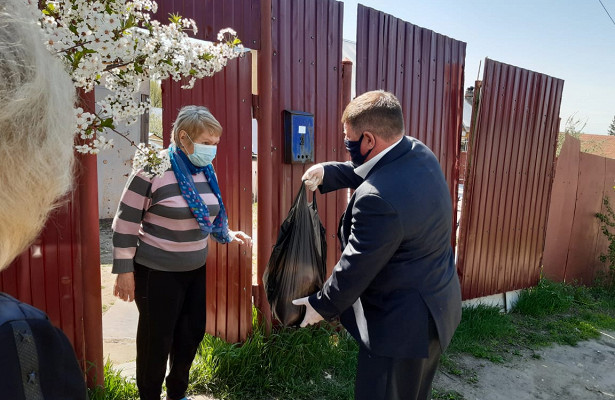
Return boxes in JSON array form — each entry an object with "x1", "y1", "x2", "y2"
[
  {"x1": 254, "y1": 0, "x2": 348, "y2": 324},
  {"x1": 162, "y1": 55, "x2": 254, "y2": 343},
  {"x1": 355, "y1": 5, "x2": 467, "y2": 244},
  {"x1": 457, "y1": 59, "x2": 564, "y2": 300},
  {"x1": 160, "y1": 0, "x2": 349, "y2": 334}
]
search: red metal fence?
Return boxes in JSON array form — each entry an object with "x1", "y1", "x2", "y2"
[
  {"x1": 154, "y1": 0, "x2": 262, "y2": 49},
  {"x1": 457, "y1": 59, "x2": 564, "y2": 300},
  {"x1": 1, "y1": 203, "x2": 85, "y2": 360},
  {"x1": 2, "y1": 3, "x2": 590, "y2": 393},
  {"x1": 355, "y1": 5, "x2": 466, "y2": 243},
  {"x1": 543, "y1": 135, "x2": 615, "y2": 284},
  {"x1": 254, "y1": 0, "x2": 348, "y2": 323}
]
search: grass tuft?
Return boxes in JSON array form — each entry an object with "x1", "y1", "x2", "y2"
[
  {"x1": 187, "y1": 314, "x2": 357, "y2": 400},
  {"x1": 447, "y1": 304, "x2": 516, "y2": 362},
  {"x1": 87, "y1": 360, "x2": 138, "y2": 400}
]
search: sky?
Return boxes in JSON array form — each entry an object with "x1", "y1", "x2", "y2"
[{"x1": 340, "y1": 0, "x2": 615, "y2": 135}]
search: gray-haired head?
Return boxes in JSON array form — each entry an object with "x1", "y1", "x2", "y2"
[
  {"x1": 172, "y1": 105, "x2": 223, "y2": 145},
  {"x1": 0, "y1": 0, "x2": 77, "y2": 269}
]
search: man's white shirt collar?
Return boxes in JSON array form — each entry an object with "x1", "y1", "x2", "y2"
[{"x1": 354, "y1": 136, "x2": 404, "y2": 178}]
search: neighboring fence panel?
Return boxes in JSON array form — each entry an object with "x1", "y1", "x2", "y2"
[
  {"x1": 162, "y1": 55, "x2": 253, "y2": 342},
  {"x1": 355, "y1": 4, "x2": 466, "y2": 241},
  {"x1": 543, "y1": 135, "x2": 614, "y2": 284},
  {"x1": 542, "y1": 136, "x2": 581, "y2": 281},
  {"x1": 1, "y1": 203, "x2": 84, "y2": 352},
  {"x1": 457, "y1": 59, "x2": 564, "y2": 300},
  {"x1": 155, "y1": 0, "x2": 262, "y2": 50},
  {"x1": 254, "y1": 0, "x2": 347, "y2": 322}
]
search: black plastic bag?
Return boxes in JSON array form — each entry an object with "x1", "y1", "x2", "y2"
[{"x1": 263, "y1": 182, "x2": 327, "y2": 326}]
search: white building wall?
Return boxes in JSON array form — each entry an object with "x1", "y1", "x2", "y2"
[{"x1": 96, "y1": 81, "x2": 150, "y2": 219}]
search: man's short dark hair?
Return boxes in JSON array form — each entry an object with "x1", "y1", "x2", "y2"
[{"x1": 342, "y1": 90, "x2": 404, "y2": 140}]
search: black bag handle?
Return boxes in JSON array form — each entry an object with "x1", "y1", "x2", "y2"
[{"x1": 301, "y1": 179, "x2": 318, "y2": 211}]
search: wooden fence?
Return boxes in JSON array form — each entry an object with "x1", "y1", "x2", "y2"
[{"x1": 543, "y1": 135, "x2": 615, "y2": 284}]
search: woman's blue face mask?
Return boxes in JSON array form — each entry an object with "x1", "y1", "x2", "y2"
[{"x1": 186, "y1": 135, "x2": 217, "y2": 167}]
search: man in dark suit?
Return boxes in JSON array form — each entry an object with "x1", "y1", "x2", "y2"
[{"x1": 293, "y1": 90, "x2": 462, "y2": 400}]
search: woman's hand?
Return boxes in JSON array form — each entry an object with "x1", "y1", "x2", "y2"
[
  {"x1": 229, "y1": 230, "x2": 253, "y2": 247},
  {"x1": 114, "y1": 272, "x2": 135, "y2": 302}
]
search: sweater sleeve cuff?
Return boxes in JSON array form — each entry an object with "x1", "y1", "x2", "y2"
[{"x1": 112, "y1": 259, "x2": 135, "y2": 274}]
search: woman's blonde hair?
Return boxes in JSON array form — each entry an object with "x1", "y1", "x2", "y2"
[
  {"x1": 0, "y1": 1, "x2": 77, "y2": 269},
  {"x1": 171, "y1": 105, "x2": 223, "y2": 144}
]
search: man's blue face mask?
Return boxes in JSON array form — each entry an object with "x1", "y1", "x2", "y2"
[{"x1": 344, "y1": 133, "x2": 372, "y2": 166}]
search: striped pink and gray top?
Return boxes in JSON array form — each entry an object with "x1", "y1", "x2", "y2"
[{"x1": 111, "y1": 168, "x2": 220, "y2": 274}]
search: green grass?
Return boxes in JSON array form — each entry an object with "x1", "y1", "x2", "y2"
[
  {"x1": 444, "y1": 279, "x2": 615, "y2": 364},
  {"x1": 446, "y1": 304, "x2": 517, "y2": 362},
  {"x1": 88, "y1": 360, "x2": 139, "y2": 400},
  {"x1": 187, "y1": 320, "x2": 358, "y2": 400},
  {"x1": 95, "y1": 279, "x2": 615, "y2": 400}
]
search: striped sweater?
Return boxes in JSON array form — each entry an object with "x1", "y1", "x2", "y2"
[{"x1": 111, "y1": 167, "x2": 221, "y2": 274}]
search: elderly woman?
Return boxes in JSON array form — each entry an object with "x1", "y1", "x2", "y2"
[
  {"x1": 0, "y1": 1, "x2": 87, "y2": 398},
  {"x1": 112, "y1": 105, "x2": 252, "y2": 400}
]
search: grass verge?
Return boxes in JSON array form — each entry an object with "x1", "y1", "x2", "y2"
[{"x1": 93, "y1": 279, "x2": 615, "y2": 400}]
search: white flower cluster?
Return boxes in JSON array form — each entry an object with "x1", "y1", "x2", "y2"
[
  {"x1": 33, "y1": 0, "x2": 243, "y2": 174},
  {"x1": 133, "y1": 143, "x2": 171, "y2": 178}
]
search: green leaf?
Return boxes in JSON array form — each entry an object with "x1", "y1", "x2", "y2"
[
  {"x1": 100, "y1": 118, "x2": 115, "y2": 129},
  {"x1": 168, "y1": 13, "x2": 182, "y2": 24},
  {"x1": 233, "y1": 38, "x2": 242, "y2": 46}
]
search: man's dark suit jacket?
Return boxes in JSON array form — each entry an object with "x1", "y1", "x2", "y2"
[{"x1": 309, "y1": 135, "x2": 462, "y2": 358}]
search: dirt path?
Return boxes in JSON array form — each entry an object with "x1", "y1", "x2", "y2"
[{"x1": 433, "y1": 330, "x2": 615, "y2": 399}]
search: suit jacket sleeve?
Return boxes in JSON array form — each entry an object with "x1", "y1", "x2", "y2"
[
  {"x1": 319, "y1": 161, "x2": 363, "y2": 193},
  {"x1": 309, "y1": 192, "x2": 403, "y2": 319}
]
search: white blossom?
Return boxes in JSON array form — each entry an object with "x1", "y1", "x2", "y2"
[
  {"x1": 32, "y1": 0, "x2": 243, "y2": 176},
  {"x1": 132, "y1": 144, "x2": 171, "y2": 178}
]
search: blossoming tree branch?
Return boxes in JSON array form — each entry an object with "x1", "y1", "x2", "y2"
[{"x1": 29, "y1": 0, "x2": 243, "y2": 176}]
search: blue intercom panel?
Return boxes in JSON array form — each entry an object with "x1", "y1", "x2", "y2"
[{"x1": 284, "y1": 110, "x2": 314, "y2": 164}]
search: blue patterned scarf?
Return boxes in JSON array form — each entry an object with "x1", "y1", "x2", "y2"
[{"x1": 168, "y1": 144, "x2": 233, "y2": 243}]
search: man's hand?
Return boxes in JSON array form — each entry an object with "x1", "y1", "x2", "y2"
[
  {"x1": 302, "y1": 164, "x2": 324, "y2": 191},
  {"x1": 292, "y1": 296, "x2": 324, "y2": 327},
  {"x1": 114, "y1": 272, "x2": 135, "y2": 302}
]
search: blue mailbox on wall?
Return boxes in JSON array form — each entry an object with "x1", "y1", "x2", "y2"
[{"x1": 284, "y1": 110, "x2": 314, "y2": 164}]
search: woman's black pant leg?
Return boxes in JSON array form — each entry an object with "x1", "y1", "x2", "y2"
[
  {"x1": 165, "y1": 265, "x2": 207, "y2": 400},
  {"x1": 134, "y1": 264, "x2": 187, "y2": 400}
]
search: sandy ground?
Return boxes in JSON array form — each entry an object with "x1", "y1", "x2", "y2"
[
  {"x1": 433, "y1": 332, "x2": 615, "y2": 399},
  {"x1": 100, "y1": 219, "x2": 137, "y2": 366},
  {"x1": 99, "y1": 220, "x2": 615, "y2": 399}
]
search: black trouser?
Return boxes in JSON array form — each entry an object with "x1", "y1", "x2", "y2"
[
  {"x1": 134, "y1": 263, "x2": 207, "y2": 400},
  {"x1": 354, "y1": 316, "x2": 442, "y2": 400}
]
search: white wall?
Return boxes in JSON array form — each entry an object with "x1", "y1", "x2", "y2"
[{"x1": 96, "y1": 81, "x2": 150, "y2": 219}]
